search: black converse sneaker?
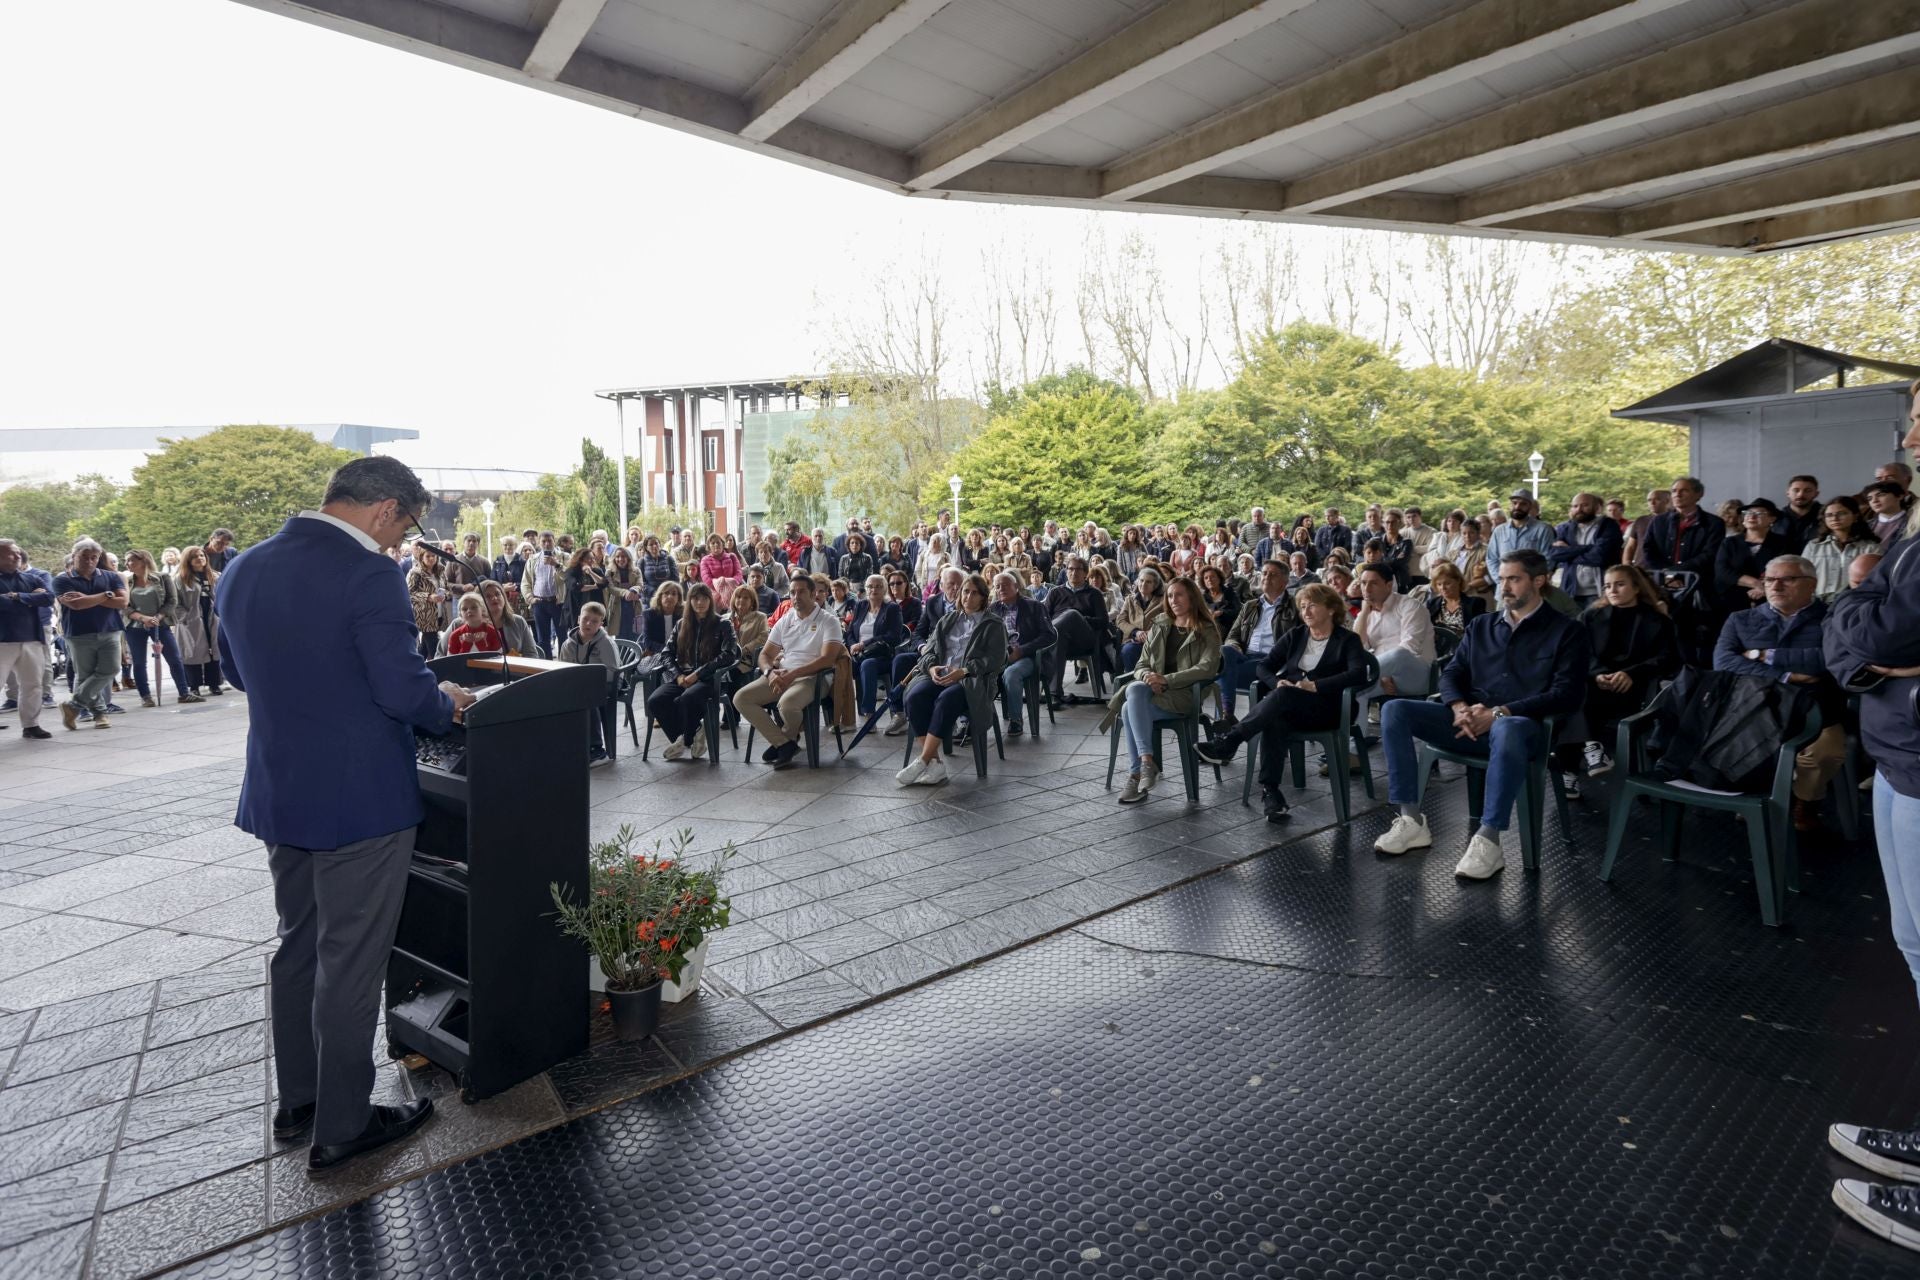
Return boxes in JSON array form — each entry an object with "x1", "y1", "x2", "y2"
[
  {"x1": 1831, "y1": 1125, "x2": 1920, "y2": 1182},
  {"x1": 1834, "y1": 1180, "x2": 1920, "y2": 1253}
]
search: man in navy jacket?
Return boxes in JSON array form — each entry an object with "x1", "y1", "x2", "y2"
[
  {"x1": 217, "y1": 456, "x2": 475, "y2": 1173},
  {"x1": 1375, "y1": 549, "x2": 1589, "y2": 881},
  {"x1": 991, "y1": 570, "x2": 1056, "y2": 735},
  {"x1": 1548, "y1": 491, "x2": 1624, "y2": 610}
]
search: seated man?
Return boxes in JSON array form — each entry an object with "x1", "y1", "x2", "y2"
[
  {"x1": 1353, "y1": 561, "x2": 1436, "y2": 726},
  {"x1": 731, "y1": 575, "x2": 844, "y2": 769},
  {"x1": 1712, "y1": 553, "x2": 1846, "y2": 832},
  {"x1": 990, "y1": 571, "x2": 1055, "y2": 736},
  {"x1": 1044, "y1": 556, "x2": 1111, "y2": 710},
  {"x1": 884, "y1": 566, "x2": 961, "y2": 736},
  {"x1": 1374, "y1": 550, "x2": 1591, "y2": 880},
  {"x1": 1216, "y1": 559, "x2": 1299, "y2": 724}
]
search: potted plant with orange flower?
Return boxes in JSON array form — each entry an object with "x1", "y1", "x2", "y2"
[{"x1": 550, "y1": 826, "x2": 732, "y2": 1039}]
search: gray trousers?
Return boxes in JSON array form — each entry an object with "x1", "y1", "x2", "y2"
[
  {"x1": 267, "y1": 826, "x2": 416, "y2": 1146},
  {"x1": 67, "y1": 631, "x2": 121, "y2": 713}
]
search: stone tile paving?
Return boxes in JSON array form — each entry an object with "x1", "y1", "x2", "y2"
[{"x1": 0, "y1": 687, "x2": 1382, "y2": 1278}]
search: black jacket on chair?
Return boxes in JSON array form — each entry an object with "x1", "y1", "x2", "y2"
[
  {"x1": 844, "y1": 599, "x2": 905, "y2": 662},
  {"x1": 1643, "y1": 509, "x2": 1727, "y2": 579},
  {"x1": 1583, "y1": 604, "x2": 1680, "y2": 686}
]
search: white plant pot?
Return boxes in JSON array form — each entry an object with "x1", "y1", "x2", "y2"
[{"x1": 661, "y1": 938, "x2": 709, "y2": 1003}]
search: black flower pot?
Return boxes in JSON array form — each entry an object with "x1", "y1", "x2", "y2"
[{"x1": 606, "y1": 981, "x2": 664, "y2": 1040}]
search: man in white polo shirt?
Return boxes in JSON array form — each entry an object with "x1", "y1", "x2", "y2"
[
  {"x1": 1354, "y1": 561, "x2": 1436, "y2": 726},
  {"x1": 733, "y1": 575, "x2": 845, "y2": 769}
]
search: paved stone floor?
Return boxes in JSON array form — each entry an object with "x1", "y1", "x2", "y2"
[{"x1": 0, "y1": 686, "x2": 1383, "y2": 1278}]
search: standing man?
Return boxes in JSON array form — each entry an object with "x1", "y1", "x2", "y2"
[
  {"x1": 205, "y1": 528, "x2": 239, "y2": 573},
  {"x1": 1623, "y1": 488, "x2": 1672, "y2": 567},
  {"x1": 0, "y1": 539, "x2": 54, "y2": 739},
  {"x1": 1487, "y1": 490, "x2": 1556, "y2": 562},
  {"x1": 1243, "y1": 507, "x2": 1272, "y2": 552},
  {"x1": 216, "y1": 456, "x2": 474, "y2": 1173},
  {"x1": 1777, "y1": 475, "x2": 1823, "y2": 549},
  {"x1": 522, "y1": 532, "x2": 566, "y2": 657},
  {"x1": 1314, "y1": 507, "x2": 1354, "y2": 560},
  {"x1": 1548, "y1": 491, "x2": 1623, "y2": 612},
  {"x1": 1402, "y1": 506, "x2": 1437, "y2": 566},
  {"x1": 53, "y1": 538, "x2": 128, "y2": 730}
]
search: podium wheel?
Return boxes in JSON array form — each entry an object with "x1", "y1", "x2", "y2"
[
  {"x1": 458, "y1": 1071, "x2": 478, "y2": 1105},
  {"x1": 385, "y1": 1039, "x2": 407, "y2": 1060}
]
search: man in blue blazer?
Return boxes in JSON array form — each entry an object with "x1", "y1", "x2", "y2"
[{"x1": 217, "y1": 456, "x2": 475, "y2": 1173}]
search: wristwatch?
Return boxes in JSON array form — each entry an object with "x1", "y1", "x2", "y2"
[{"x1": 1492, "y1": 706, "x2": 1511, "y2": 719}]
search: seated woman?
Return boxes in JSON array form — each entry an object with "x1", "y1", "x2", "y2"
[
  {"x1": 896, "y1": 573, "x2": 1007, "y2": 788},
  {"x1": 1199, "y1": 564, "x2": 1239, "y2": 633},
  {"x1": 647, "y1": 583, "x2": 739, "y2": 761},
  {"x1": 1575, "y1": 564, "x2": 1679, "y2": 778},
  {"x1": 845, "y1": 574, "x2": 906, "y2": 718},
  {"x1": 1115, "y1": 566, "x2": 1167, "y2": 672},
  {"x1": 697, "y1": 534, "x2": 742, "y2": 594},
  {"x1": 558, "y1": 601, "x2": 622, "y2": 765},
  {"x1": 1455, "y1": 519, "x2": 1493, "y2": 606},
  {"x1": 1804, "y1": 495, "x2": 1879, "y2": 602},
  {"x1": 829, "y1": 577, "x2": 859, "y2": 626},
  {"x1": 1424, "y1": 560, "x2": 1486, "y2": 641},
  {"x1": 1195, "y1": 583, "x2": 1369, "y2": 822},
  {"x1": 727, "y1": 583, "x2": 768, "y2": 683},
  {"x1": 841, "y1": 533, "x2": 876, "y2": 587},
  {"x1": 1003, "y1": 538, "x2": 1034, "y2": 579},
  {"x1": 639, "y1": 580, "x2": 683, "y2": 657},
  {"x1": 752, "y1": 540, "x2": 790, "y2": 594},
  {"x1": 1100, "y1": 577, "x2": 1222, "y2": 806}
]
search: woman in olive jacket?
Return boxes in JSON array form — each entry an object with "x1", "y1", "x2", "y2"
[
  {"x1": 895, "y1": 573, "x2": 1007, "y2": 787},
  {"x1": 1101, "y1": 577, "x2": 1222, "y2": 805},
  {"x1": 122, "y1": 549, "x2": 196, "y2": 705}
]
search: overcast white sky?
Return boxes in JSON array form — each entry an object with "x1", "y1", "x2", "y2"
[{"x1": 0, "y1": 0, "x2": 1562, "y2": 479}]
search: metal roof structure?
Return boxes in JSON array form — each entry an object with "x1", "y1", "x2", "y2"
[
  {"x1": 594, "y1": 375, "x2": 828, "y2": 401},
  {"x1": 1614, "y1": 337, "x2": 1920, "y2": 423},
  {"x1": 231, "y1": 0, "x2": 1920, "y2": 255}
]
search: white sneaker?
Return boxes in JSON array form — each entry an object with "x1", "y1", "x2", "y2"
[
  {"x1": 1373, "y1": 814, "x2": 1432, "y2": 855},
  {"x1": 661, "y1": 740, "x2": 687, "y2": 761},
  {"x1": 689, "y1": 733, "x2": 707, "y2": 760},
  {"x1": 913, "y1": 756, "x2": 949, "y2": 786},
  {"x1": 1454, "y1": 833, "x2": 1506, "y2": 880},
  {"x1": 1583, "y1": 741, "x2": 1612, "y2": 776},
  {"x1": 884, "y1": 711, "x2": 909, "y2": 737},
  {"x1": 895, "y1": 758, "x2": 929, "y2": 786},
  {"x1": 1562, "y1": 774, "x2": 1582, "y2": 801}
]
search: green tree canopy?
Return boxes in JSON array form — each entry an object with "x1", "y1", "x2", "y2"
[
  {"x1": 938, "y1": 384, "x2": 1160, "y2": 529},
  {"x1": 0, "y1": 474, "x2": 123, "y2": 567},
  {"x1": 116, "y1": 426, "x2": 357, "y2": 554}
]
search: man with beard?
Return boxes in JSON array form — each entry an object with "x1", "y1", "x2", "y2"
[
  {"x1": 1548, "y1": 491, "x2": 1623, "y2": 612},
  {"x1": 1487, "y1": 490, "x2": 1557, "y2": 562}
]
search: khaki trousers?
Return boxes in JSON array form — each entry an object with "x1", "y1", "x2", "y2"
[
  {"x1": 733, "y1": 672, "x2": 820, "y2": 748},
  {"x1": 1793, "y1": 723, "x2": 1849, "y2": 804}
]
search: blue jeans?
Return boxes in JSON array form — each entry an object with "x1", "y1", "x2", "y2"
[
  {"x1": 531, "y1": 600, "x2": 564, "y2": 657},
  {"x1": 1000, "y1": 655, "x2": 1037, "y2": 723},
  {"x1": 127, "y1": 624, "x2": 190, "y2": 699},
  {"x1": 857, "y1": 656, "x2": 887, "y2": 716},
  {"x1": 1381, "y1": 699, "x2": 1542, "y2": 833},
  {"x1": 1120, "y1": 680, "x2": 1181, "y2": 773},
  {"x1": 1120, "y1": 640, "x2": 1144, "y2": 673},
  {"x1": 886, "y1": 650, "x2": 919, "y2": 711},
  {"x1": 1357, "y1": 645, "x2": 1433, "y2": 720},
  {"x1": 1215, "y1": 645, "x2": 1268, "y2": 718},
  {"x1": 1875, "y1": 779, "x2": 1920, "y2": 1002}
]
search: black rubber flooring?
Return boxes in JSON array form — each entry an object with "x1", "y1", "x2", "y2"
[{"x1": 175, "y1": 783, "x2": 1920, "y2": 1279}]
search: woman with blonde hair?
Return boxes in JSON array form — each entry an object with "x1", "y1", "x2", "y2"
[
  {"x1": 640, "y1": 579, "x2": 684, "y2": 657},
  {"x1": 123, "y1": 549, "x2": 195, "y2": 706},
  {"x1": 175, "y1": 544, "x2": 223, "y2": 696},
  {"x1": 406, "y1": 544, "x2": 449, "y2": 662}
]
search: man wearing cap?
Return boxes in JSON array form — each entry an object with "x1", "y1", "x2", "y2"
[
  {"x1": 1487, "y1": 490, "x2": 1556, "y2": 563},
  {"x1": 1713, "y1": 497, "x2": 1797, "y2": 616}
]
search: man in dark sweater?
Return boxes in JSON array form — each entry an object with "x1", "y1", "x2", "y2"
[
  {"x1": 1045, "y1": 556, "x2": 1110, "y2": 709},
  {"x1": 1374, "y1": 550, "x2": 1589, "y2": 880}
]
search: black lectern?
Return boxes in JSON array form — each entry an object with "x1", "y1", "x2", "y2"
[{"x1": 385, "y1": 655, "x2": 607, "y2": 1103}]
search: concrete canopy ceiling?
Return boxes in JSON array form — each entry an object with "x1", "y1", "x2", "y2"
[{"x1": 230, "y1": 0, "x2": 1920, "y2": 254}]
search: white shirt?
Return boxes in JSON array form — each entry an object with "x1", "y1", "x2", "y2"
[
  {"x1": 858, "y1": 612, "x2": 877, "y2": 643},
  {"x1": 298, "y1": 510, "x2": 380, "y2": 554},
  {"x1": 1246, "y1": 593, "x2": 1285, "y2": 657},
  {"x1": 767, "y1": 605, "x2": 841, "y2": 670},
  {"x1": 1299, "y1": 633, "x2": 1331, "y2": 672},
  {"x1": 1358, "y1": 591, "x2": 1435, "y2": 662}
]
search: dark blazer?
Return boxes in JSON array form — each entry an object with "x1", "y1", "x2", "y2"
[
  {"x1": 992, "y1": 594, "x2": 1056, "y2": 656},
  {"x1": 1252, "y1": 625, "x2": 1371, "y2": 721},
  {"x1": 1548, "y1": 517, "x2": 1624, "y2": 597},
  {"x1": 894, "y1": 592, "x2": 923, "y2": 635},
  {"x1": 639, "y1": 607, "x2": 676, "y2": 656},
  {"x1": 915, "y1": 591, "x2": 952, "y2": 640},
  {"x1": 841, "y1": 552, "x2": 876, "y2": 585},
  {"x1": 1643, "y1": 509, "x2": 1727, "y2": 579},
  {"x1": 216, "y1": 517, "x2": 453, "y2": 850},
  {"x1": 844, "y1": 599, "x2": 906, "y2": 655},
  {"x1": 1582, "y1": 603, "x2": 1679, "y2": 685},
  {"x1": 1426, "y1": 594, "x2": 1488, "y2": 631},
  {"x1": 662, "y1": 615, "x2": 739, "y2": 682},
  {"x1": 1440, "y1": 604, "x2": 1591, "y2": 720},
  {"x1": 793, "y1": 543, "x2": 842, "y2": 579},
  {"x1": 1713, "y1": 532, "x2": 1795, "y2": 611}
]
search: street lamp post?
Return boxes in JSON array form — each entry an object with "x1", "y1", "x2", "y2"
[
  {"x1": 1524, "y1": 451, "x2": 1547, "y2": 502},
  {"x1": 949, "y1": 474, "x2": 963, "y2": 531},
  {"x1": 481, "y1": 498, "x2": 495, "y2": 555}
]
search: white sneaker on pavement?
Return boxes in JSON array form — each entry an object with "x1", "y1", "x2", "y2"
[
  {"x1": 884, "y1": 711, "x2": 909, "y2": 737},
  {"x1": 895, "y1": 758, "x2": 929, "y2": 786},
  {"x1": 661, "y1": 740, "x2": 687, "y2": 761},
  {"x1": 689, "y1": 733, "x2": 707, "y2": 760},
  {"x1": 913, "y1": 756, "x2": 949, "y2": 786},
  {"x1": 1454, "y1": 832, "x2": 1507, "y2": 880},
  {"x1": 1583, "y1": 741, "x2": 1612, "y2": 776},
  {"x1": 1373, "y1": 814, "x2": 1432, "y2": 855}
]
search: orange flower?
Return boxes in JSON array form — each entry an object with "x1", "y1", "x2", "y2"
[
  {"x1": 661, "y1": 937, "x2": 679, "y2": 951},
  {"x1": 635, "y1": 921, "x2": 656, "y2": 940}
]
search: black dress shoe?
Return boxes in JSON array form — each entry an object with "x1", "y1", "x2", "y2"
[
  {"x1": 22, "y1": 727, "x2": 52, "y2": 740},
  {"x1": 771, "y1": 741, "x2": 801, "y2": 770},
  {"x1": 1262, "y1": 788, "x2": 1291, "y2": 822},
  {"x1": 273, "y1": 1102, "x2": 316, "y2": 1140},
  {"x1": 307, "y1": 1099, "x2": 434, "y2": 1172},
  {"x1": 761, "y1": 743, "x2": 781, "y2": 762}
]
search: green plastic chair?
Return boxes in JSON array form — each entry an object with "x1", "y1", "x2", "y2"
[
  {"x1": 1238, "y1": 652, "x2": 1379, "y2": 824},
  {"x1": 1104, "y1": 674, "x2": 1221, "y2": 803},
  {"x1": 1599, "y1": 686, "x2": 1821, "y2": 927},
  {"x1": 1411, "y1": 703, "x2": 1572, "y2": 872}
]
